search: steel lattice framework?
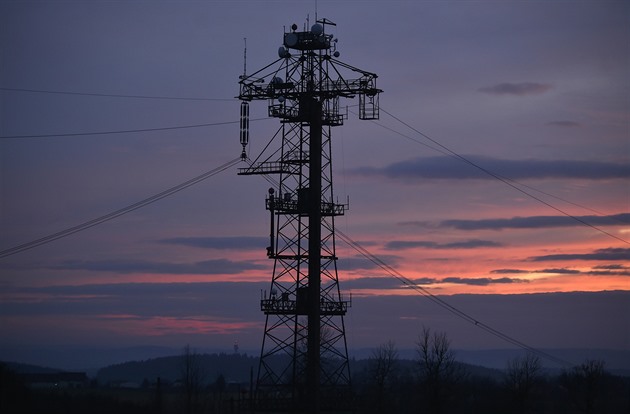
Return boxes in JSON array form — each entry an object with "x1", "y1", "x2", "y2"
[{"x1": 238, "y1": 18, "x2": 381, "y2": 413}]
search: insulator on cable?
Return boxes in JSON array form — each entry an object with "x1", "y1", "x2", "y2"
[{"x1": 240, "y1": 101, "x2": 249, "y2": 159}]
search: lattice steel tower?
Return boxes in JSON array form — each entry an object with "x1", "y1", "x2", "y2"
[{"x1": 238, "y1": 18, "x2": 381, "y2": 413}]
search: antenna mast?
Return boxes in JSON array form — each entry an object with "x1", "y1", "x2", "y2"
[
  {"x1": 238, "y1": 18, "x2": 381, "y2": 413},
  {"x1": 243, "y1": 37, "x2": 247, "y2": 77}
]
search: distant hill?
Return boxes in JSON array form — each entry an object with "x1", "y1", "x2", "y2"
[
  {"x1": 353, "y1": 347, "x2": 630, "y2": 374},
  {"x1": 95, "y1": 352, "x2": 509, "y2": 387},
  {"x1": 1, "y1": 361, "x2": 64, "y2": 374},
  {"x1": 0, "y1": 344, "x2": 182, "y2": 373},
  {"x1": 454, "y1": 348, "x2": 630, "y2": 375},
  {"x1": 13, "y1": 347, "x2": 629, "y2": 389},
  {"x1": 96, "y1": 352, "x2": 257, "y2": 385},
  {"x1": 351, "y1": 357, "x2": 505, "y2": 384}
]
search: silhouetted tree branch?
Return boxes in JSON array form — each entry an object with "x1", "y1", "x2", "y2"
[
  {"x1": 416, "y1": 326, "x2": 465, "y2": 414},
  {"x1": 180, "y1": 344, "x2": 205, "y2": 414},
  {"x1": 368, "y1": 340, "x2": 399, "y2": 413},
  {"x1": 561, "y1": 359, "x2": 606, "y2": 414},
  {"x1": 505, "y1": 353, "x2": 542, "y2": 413}
]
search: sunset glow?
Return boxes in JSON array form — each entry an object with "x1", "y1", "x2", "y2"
[{"x1": 1, "y1": 1, "x2": 628, "y2": 367}]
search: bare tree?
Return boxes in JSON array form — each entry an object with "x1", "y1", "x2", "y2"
[
  {"x1": 368, "y1": 340, "x2": 399, "y2": 413},
  {"x1": 505, "y1": 353, "x2": 542, "y2": 413},
  {"x1": 416, "y1": 326, "x2": 464, "y2": 414},
  {"x1": 561, "y1": 359, "x2": 606, "y2": 414},
  {"x1": 181, "y1": 344, "x2": 205, "y2": 414}
]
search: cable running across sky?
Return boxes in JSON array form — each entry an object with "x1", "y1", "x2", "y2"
[
  {"x1": 0, "y1": 118, "x2": 270, "y2": 139},
  {"x1": 0, "y1": 153, "x2": 586, "y2": 366},
  {"x1": 379, "y1": 107, "x2": 629, "y2": 246},
  {"x1": 243, "y1": 158, "x2": 572, "y2": 366},
  {"x1": 0, "y1": 157, "x2": 241, "y2": 258},
  {"x1": 335, "y1": 228, "x2": 574, "y2": 368},
  {"x1": 354, "y1": 106, "x2": 628, "y2": 230},
  {"x1": 0, "y1": 95, "x2": 621, "y2": 363},
  {"x1": 0, "y1": 86, "x2": 235, "y2": 101}
]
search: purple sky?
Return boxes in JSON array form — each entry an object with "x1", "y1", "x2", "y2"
[{"x1": 1, "y1": 1, "x2": 628, "y2": 368}]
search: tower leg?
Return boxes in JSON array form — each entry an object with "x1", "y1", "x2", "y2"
[{"x1": 307, "y1": 98, "x2": 322, "y2": 413}]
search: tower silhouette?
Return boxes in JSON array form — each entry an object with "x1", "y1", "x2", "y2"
[{"x1": 238, "y1": 18, "x2": 381, "y2": 413}]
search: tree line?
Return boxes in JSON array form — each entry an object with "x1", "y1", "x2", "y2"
[
  {"x1": 2, "y1": 332, "x2": 628, "y2": 413},
  {"x1": 354, "y1": 327, "x2": 629, "y2": 414}
]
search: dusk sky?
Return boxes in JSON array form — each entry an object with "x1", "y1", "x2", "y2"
[{"x1": 1, "y1": 1, "x2": 628, "y2": 369}]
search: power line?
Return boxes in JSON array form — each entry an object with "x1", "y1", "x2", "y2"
[
  {"x1": 335, "y1": 228, "x2": 574, "y2": 368},
  {"x1": 243, "y1": 159, "x2": 572, "y2": 365},
  {"x1": 0, "y1": 87, "x2": 235, "y2": 101},
  {"x1": 0, "y1": 157, "x2": 242, "y2": 259},
  {"x1": 358, "y1": 108, "x2": 628, "y2": 225},
  {"x1": 380, "y1": 107, "x2": 629, "y2": 245},
  {"x1": 0, "y1": 118, "x2": 269, "y2": 139}
]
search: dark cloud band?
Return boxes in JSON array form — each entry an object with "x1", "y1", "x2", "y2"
[
  {"x1": 47, "y1": 258, "x2": 266, "y2": 274},
  {"x1": 478, "y1": 82, "x2": 552, "y2": 96},
  {"x1": 352, "y1": 156, "x2": 630, "y2": 181},
  {"x1": 160, "y1": 236, "x2": 267, "y2": 250},
  {"x1": 384, "y1": 239, "x2": 502, "y2": 250},
  {"x1": 529, "y1": 247, "x2": 630, "y2": 262},
  {"x1": 402, "y1": 213, "x2": 630, "y2": 230}
]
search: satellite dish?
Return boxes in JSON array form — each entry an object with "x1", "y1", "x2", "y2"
[
  {"x1": 285, "y1": 32, "x2": 298, "y2": 48},
  {"x1": 278, "y1": 46, "x2": 290, "y2": 58},
  {"x1": 311, "y1": 23, "x2": 323, "y2": 35}
]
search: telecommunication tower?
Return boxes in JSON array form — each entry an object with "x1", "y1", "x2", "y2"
[{"x1": 238, "y1": 18, "x2": 381, "y2": 413}]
